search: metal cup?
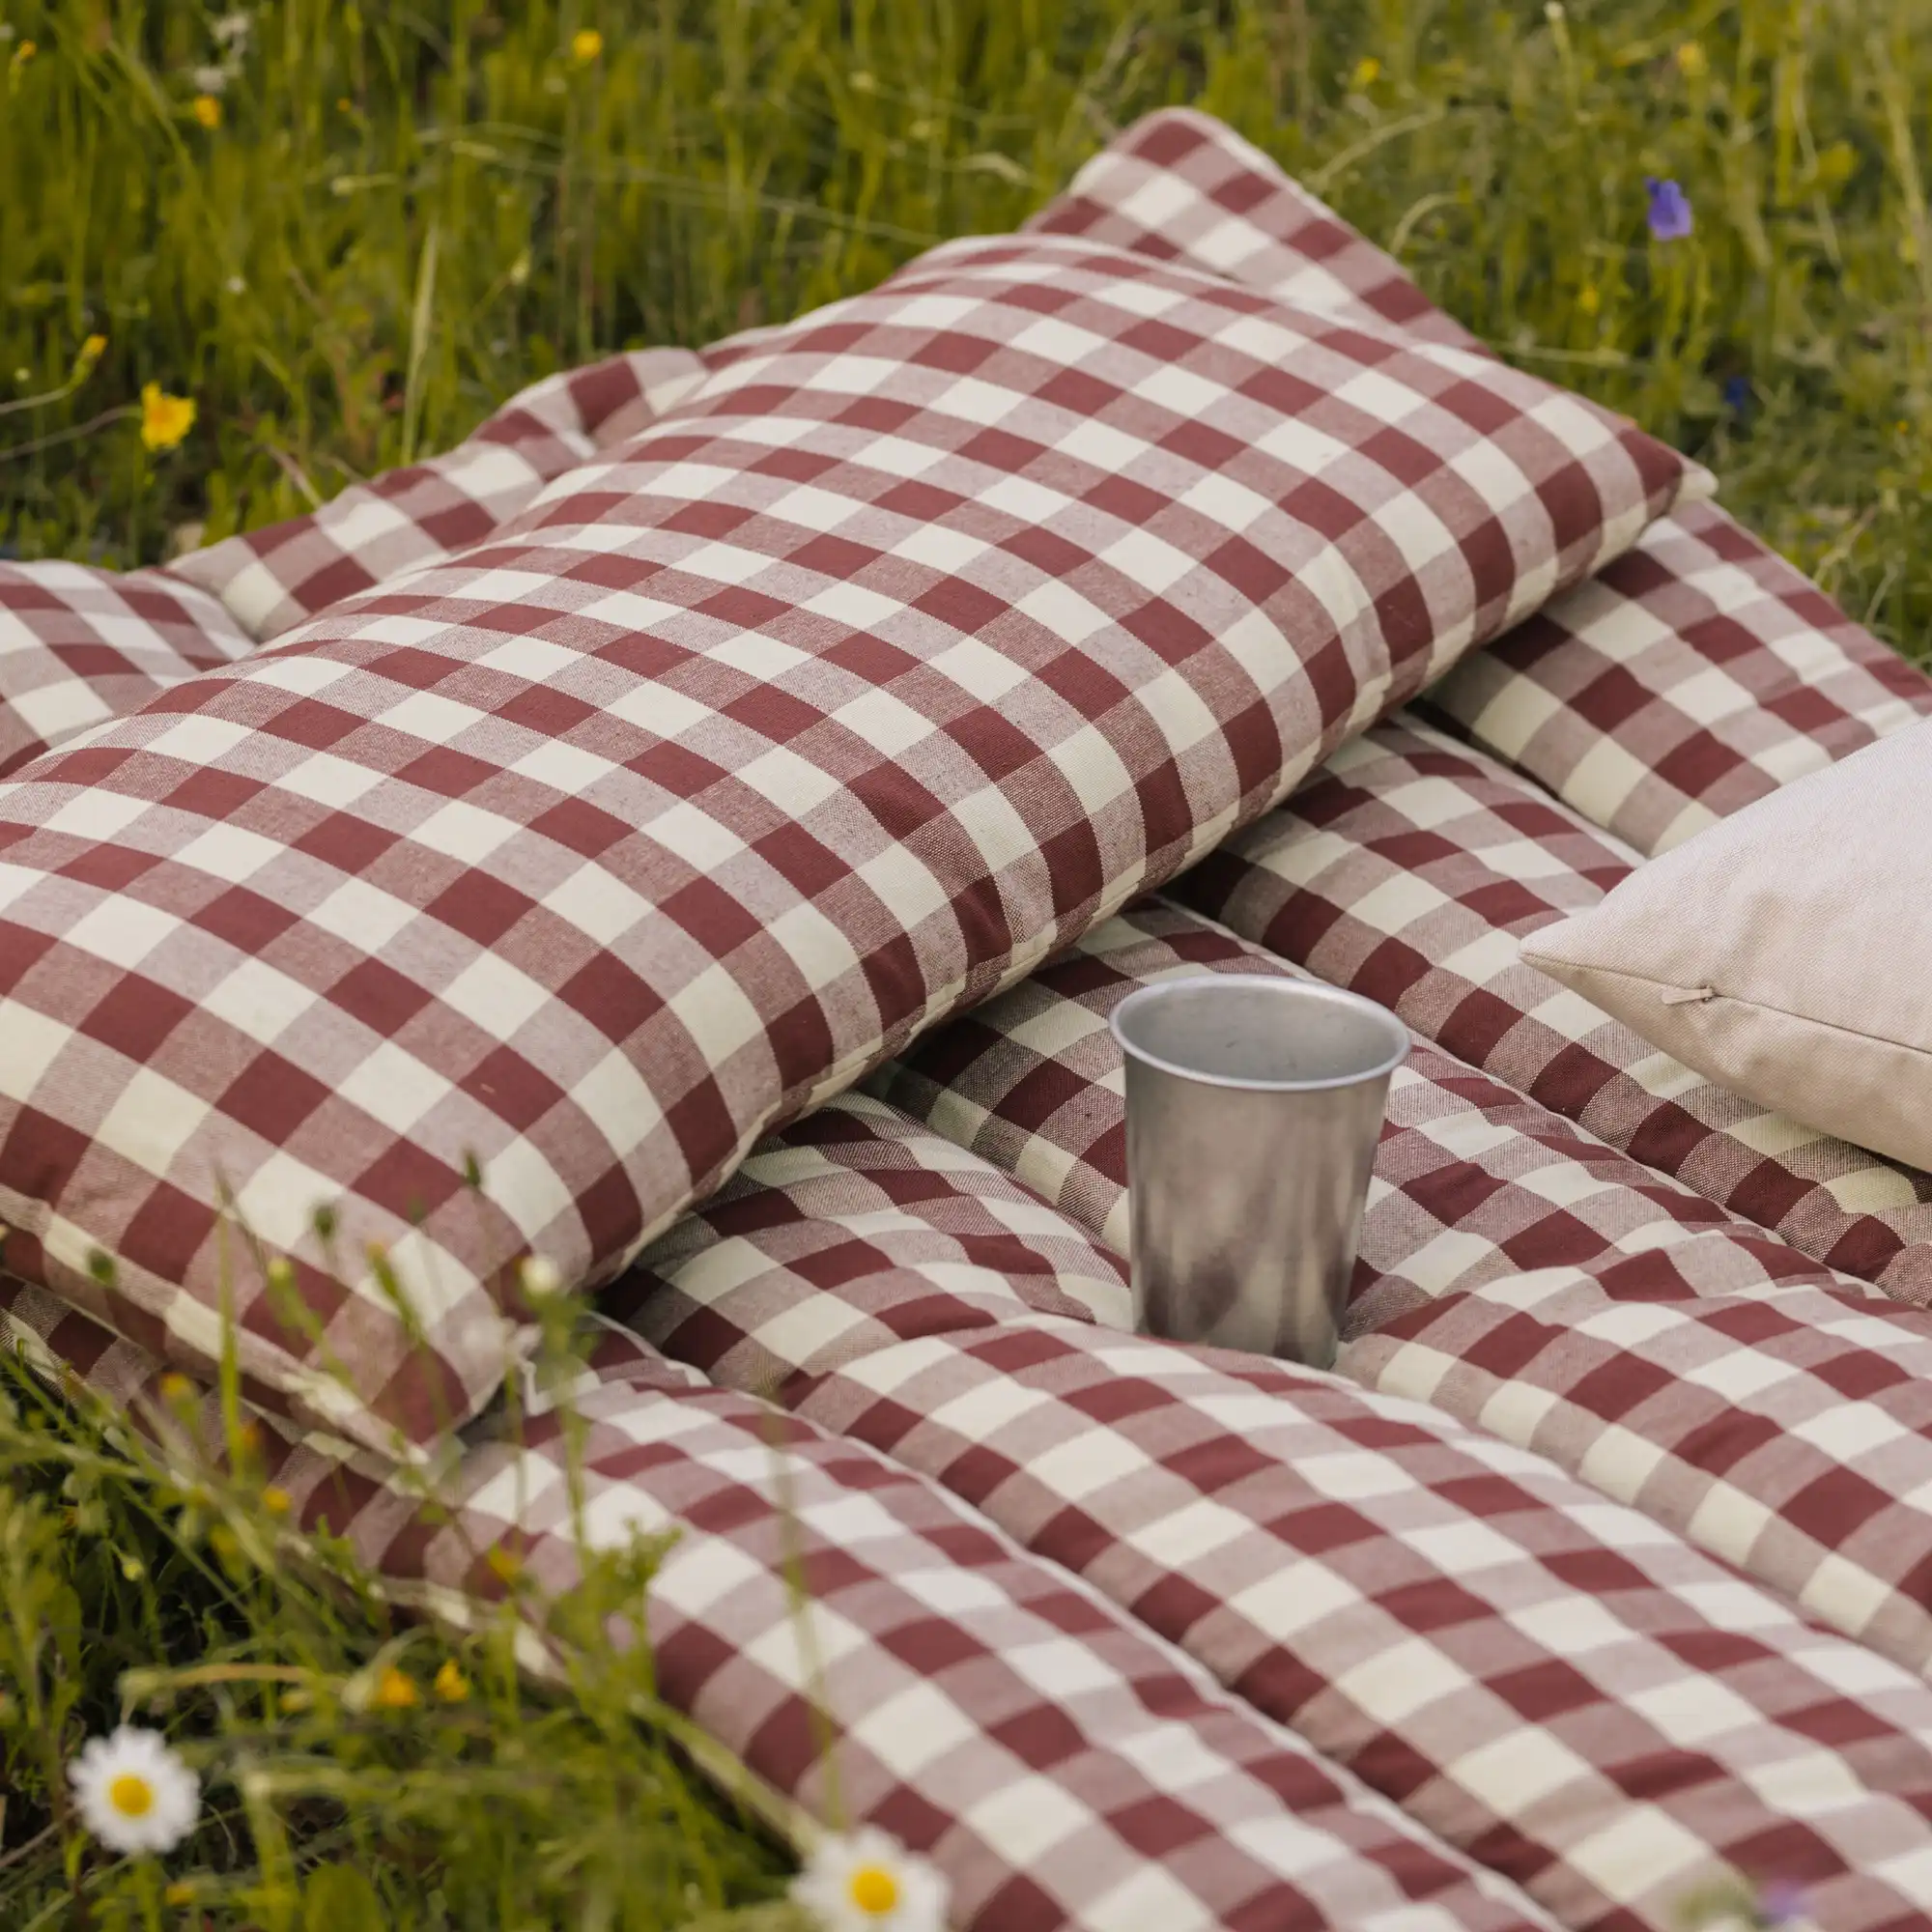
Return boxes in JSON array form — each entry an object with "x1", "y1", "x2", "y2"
[{"x1": 1109, "y1": 974, "x2": 1407, "y2": 1369}]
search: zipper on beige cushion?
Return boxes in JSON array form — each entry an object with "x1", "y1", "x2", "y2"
[{"x1": 1660, "y1": 984, "x2": 1716, "y2": 1006}]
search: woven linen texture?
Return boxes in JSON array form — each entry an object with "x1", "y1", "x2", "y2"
[
  {"x1": 22, "y1": 1122, "x2": 1932, "y2": 1930},
  {"x1": 1423, "y1": 497, "x2": 1932, "y2": 855},
  {"x1": 166, "y1": 348, "x2": 710, "y2": 643},
  {"x1": 0, "y1": 223, "x2": 1693, "y2": 1454},
  {"x1": 696, "y1": 1307, "x2": 1932, "y2": 1932},
  {"x1": 588, "y1": 1090, "x2": 1131, "y2": 1399},
  {"x1": 0, "y1": 561, "x2": 255, "y2": 778},
  {"x1": 870, "y1": 897, "x2": 1932, "y2": 1681},
  {"x1": 1018, "y1": 111, "x2": 1932, "y2": 880},
  {"x1": 1026, "y1": 107, "x2": 1490, "y2": 354},
  {"x1": 7, "y1": 99, "x2": 1929, "y2": 1929}
]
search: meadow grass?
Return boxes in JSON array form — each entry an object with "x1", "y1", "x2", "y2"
[
  {"x1": 3, "y1": 1, "x2": 1931, "y2": 1923},
  {"x1": 4, "y1": 0, "x2": 1932, "y2": 649},
  {"x1": 0, "y1": 1330, "x2": 808, "y2": 1930}
]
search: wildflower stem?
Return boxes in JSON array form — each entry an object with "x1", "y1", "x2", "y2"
[
  {"x1": 0, "y1": 406, "x2": 135, "y2": 466},
  {"x1": 0, "y1": 374, "x2": 93, "y2": 422}
]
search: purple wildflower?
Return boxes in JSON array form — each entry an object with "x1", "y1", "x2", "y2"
[
  {"x1": 1722, "y1": 374, "x2": 1752, "y2": 412},
  {"x1": 1758, "y1": 1880, "x2": 1808, "y2": 1926},
  {"x1": 1645, "y1": 176, "x2": 1694, "y2": 241}
]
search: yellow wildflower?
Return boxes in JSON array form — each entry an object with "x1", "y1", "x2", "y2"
[
  {"x1": 1674, "y1": 42, "x2": 1708, "y2": 79},
  {"x1": 1577, "y1": 283, "x2": 1601, "y2": 316},
  {"x1": 157, "y1": 1371, "x2": 196, "y2": 1405},
  {"x1": 12, "y1": 39, "x2": 34, "y2": 64},
  {"x1": 262, "y1": 1485, "x2": 292, "y2": 1518},
  {"x1": 1351, "y1": 56, "x2": 1381, "y2": 88},
  {"x1": 191, "y1": 92, "x2": 221, "y2": 128},
  {"x1": 139, "y1": 383, "x2": 196, "y2": 452},
  {"x1": 434, "y1": 1659, "x2": 470, "y2": 1702},
  {"x1": 571, "y1": 27, "x2": 602, "y2": 63},
  {"x1": 164, "y1": 1883, "x2": 194, "y2": 1908},
  {"x1": 372, "y1": 1666, "x2": 418, "y2": 1711}
]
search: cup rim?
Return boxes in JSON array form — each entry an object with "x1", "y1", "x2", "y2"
[{"x1": 1107, "y1": 972, "x2": 1409, "y2": 1094}]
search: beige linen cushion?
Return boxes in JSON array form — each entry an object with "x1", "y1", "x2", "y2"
[{"x1": 1521, "y1": 717, "x2": 1932, "y2": 1170}]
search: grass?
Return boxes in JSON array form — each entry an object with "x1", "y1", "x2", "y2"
[
  {"x1": 2, "y1": 0, "x2": 1930, "y2": 1923},
  {"x1": 0, "y1": 1339, "x2": 804, "y2": 1931},
  {"x1": 4, "y1": 0, "x2": 1932, "y2": 652}
]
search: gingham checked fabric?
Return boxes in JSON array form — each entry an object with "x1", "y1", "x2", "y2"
[
  {"x1": 1169, "y1": 715, "x2": 1932, "y2": 1300},
  {"x1": 166, "y1": 348, "x2": 709, "y2": 642},
  {"x1": 1026, "y1": 108, "x2": 1489, "y2": 355},
  {"x1": 869, "y1": 896, "x2": 1932, "y2": 1669},
  {"x1": 28, "y1": 1182, "x2": 1932, "y2": 1931},
  {"x1": 0, "y1": 228, "x2": 1697, "y2": 1457},
  {"x1": 763, "y1": 1316, "x2": 1932, "y2": 1931},
  {"x1": 867, "y1": 900, "x2": 1289, "y2": 1257},
  {"x1": 15, "y1": 99, "x2": 1932, "y2": 1928},
  {"x1": 864, "y1": 895, "x2": 1803, "y2": 1287},
  {"x1": 0, "y1": 1279, "x2": 1561, "y2": 1932},
  {"x1": 1422, "y1": 497, "x2": 1932, "y2": 856},
  {"x1": 162, "y1": 101, "x2": 1508, "y2": 659},
  {"x1": 590, "y1": 1091, "x2": 1131, "y2": 1399},
  {"x1": 866, "y1": 899, "x2": 1932, "y2": 1678},
  {"x1": 0, "y1": 561, "x2": 255, "y2": 778},
  {"x1": 1022, "y1": 113, "x2": 1932, "y2": 882},
  {"x1": 1343, "y1": 1274, "x2": 1932, "y2": 1679}
]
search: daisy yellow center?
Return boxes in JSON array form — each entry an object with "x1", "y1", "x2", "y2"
[
  {"x1": 848, "y1": 1864, "x2": 899, "y2": 1916},
  {"x1": 107, "y1": 1773, "x2": 156, "y2": 1818}
]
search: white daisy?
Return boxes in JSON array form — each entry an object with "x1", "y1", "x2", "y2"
[
  {"x1": 191, "y1": 64, "x2": 229, "y2": 94},
  {"x1": 212, "y1": 11, "x2": 251, "y2": 44},
  {"x1": 791, "y1": 1828, "x2": 949, "y2": 1932},
  {"x1": 69, "y1": 1725, "x2": 200, "y2": 1857}
]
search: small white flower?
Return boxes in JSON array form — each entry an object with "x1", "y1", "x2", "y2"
[
  {"x1": 225, "y1": 274, "x2": 246, "y2": 295},
  {"x1": 518, "y1": 1254, "x2": 564, "y2": 1299},
  {"x1": 792, "y1": 1828, "x2": 949, "y2": 1932},
  {"x1": 212, "y1": 11, "x2": 251, "y2": 44},
  {"x1": 191, "y1": 64, "x2": 229, "y2": 94},
  {"x1": 69, "y1": 1725, "x2": 200, "y2": 1857}
]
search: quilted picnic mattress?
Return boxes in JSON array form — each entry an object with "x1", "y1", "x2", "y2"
[{"x1": 8, "y1": 109, "x2": 1932, "y2": 1931}]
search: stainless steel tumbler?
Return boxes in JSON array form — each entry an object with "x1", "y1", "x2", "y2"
[{"x1": 1109, "y1": 974, "x2": 1407, "y2": 1368}]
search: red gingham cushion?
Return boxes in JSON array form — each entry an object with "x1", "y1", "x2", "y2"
[
  {"x1": 752, "y1": 1315, "x2": 1932, "y2": 1930},
  {"x1": 588, "y1": 1091, "x2": 1130, "y2": 1400},
  {"x1": 0, "y1": 220, "x2": 1696, "y2": 1455},
  {"x1": 1023, "y1": 115, "x2": 1932, "y2": 891},
  {"x1": 0, "y1": 1282, "x2": 1558, "y2": 1932},
  {"x1": 0, "y1": 561, "x2": 254, "y2": 779},
  {"x1": 1170, "y1": 715, "x2": 1932, "y2": 1299},
  {"x1": 865, "y1": 896, "x2": 1809, "y2": 1293},
  {"x1": 26, "y1": 1160, "x2": 1932, "y2": 1929},
  {"x1": 1345, "y1": 1274, "x2": 1932, "y2": 1677},
  {"x1": 167, "y1": 348, "x2": 709, "y2": 643},
  {"x1": 1027, "y1": 107, "x2": 1489, "y2": 355},
  {"x1": 1423, "y1": 498, "x2": 1932, "y2": 855},
  {"x1": 867, "y1": 898, "x2": 1932, "y2": 1672},
  {"x1": 867, "y1": 898, "x2": 1269, "y2": 1256}
]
